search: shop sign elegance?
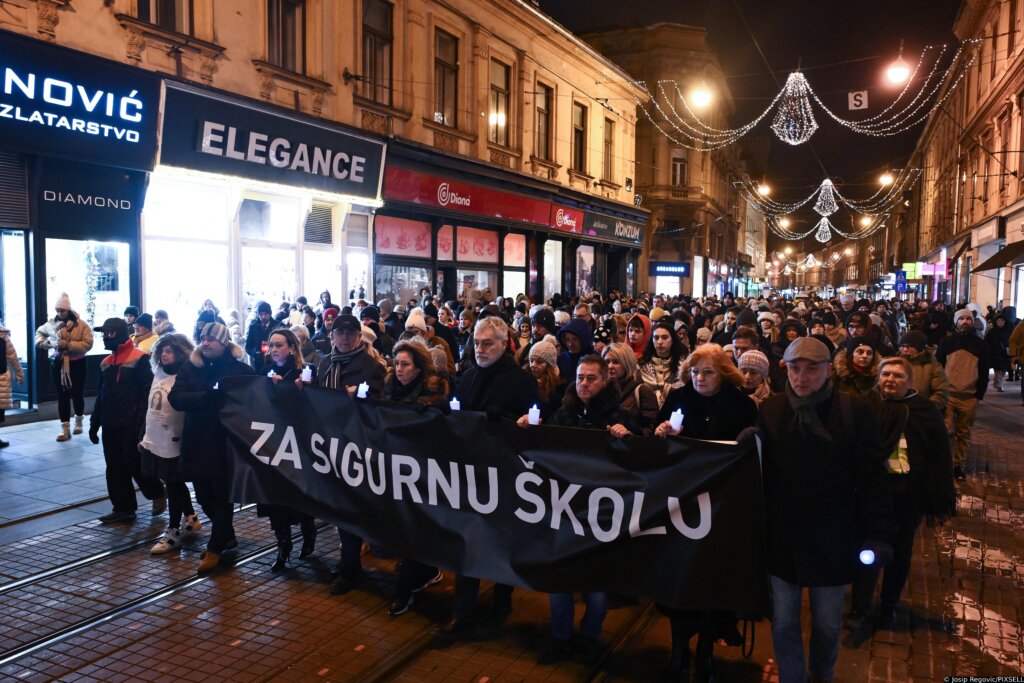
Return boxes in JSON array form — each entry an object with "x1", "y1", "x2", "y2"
[
  {"x1": 161, "y1": 83, "x2": 386, "y2": 200},
  {"x1": 0, "y1": 29, "x2": 159, "y2": 170}
]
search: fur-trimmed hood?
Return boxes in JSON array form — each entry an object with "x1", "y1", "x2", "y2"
[
  {"x1": 190, "y1": 340, "x2": 244, "y2": 367},
  {"x1": 150, "y1": 333, "x2": 195, "y2": 371}
]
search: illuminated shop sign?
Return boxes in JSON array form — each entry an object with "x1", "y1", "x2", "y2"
[
  {"x1": 161, "y1": 83, "x2": 386, "y2": 199},
  {"x1": 583, "y1": 211, "x2": 644, "y2": 246},
  {"x1": 0, "y1": 29, "x2": 159, "y2": 170},
  {"x1": 649, "y1": 261, "x2": 690, "y2": 277}
]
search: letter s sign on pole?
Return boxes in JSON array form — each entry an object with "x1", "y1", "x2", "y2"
[{"x1": 848, "y1": 91, "x2": 868, "y2": 111}]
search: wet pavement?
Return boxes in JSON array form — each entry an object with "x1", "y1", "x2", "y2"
[{"x1": 0, "y1": 390, "x2": 1021, "y2": 682}]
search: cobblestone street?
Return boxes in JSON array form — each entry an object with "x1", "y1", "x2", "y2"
[{"x1": 0, "y1": 390, "x2": 1020, "y2": 682}]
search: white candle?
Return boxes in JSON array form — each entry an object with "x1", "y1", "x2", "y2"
[
  {"x1": 528, "y1": 404, "x2": 541, "y2": 425},
  {"x1": 357, "y1": 381, "x2": 369, "y2": 398},
  {"x1": 267, "y1": 370, "x2": 277, "y2": 379},
  {"x1": 300, "y1": 366, "x2": 313, "y2": 383},
  {"x1": 449, "y1": 396, "x2": 460, "y2": 411},
  {"x1": 669, "y1": 409, "x2": 684, "y2": 432}
]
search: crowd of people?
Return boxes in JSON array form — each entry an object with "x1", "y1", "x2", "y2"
[{"x1": 3, "y1": 287, "x2": 1022, "y2": 683}]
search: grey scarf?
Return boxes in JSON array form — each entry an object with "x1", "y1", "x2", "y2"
[{"x1": 785, "y1": 379, "x2": 835, "y2": 443}]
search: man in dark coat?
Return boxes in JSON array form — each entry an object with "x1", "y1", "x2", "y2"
[
  {"x1": 244, "y1": 301, "x2": 281, "y2": 374},
  {"x1": 89, "y1": 318, "x2": 165, "y2": 523},
  {"x1": 757, "y1": 337, "x2": 892, "y2": 683},
  {"x1": 936, "y1": 308, "x2": 990, "y2": 480},
  {"x1": 315, "y1": 314, "x2": 385, "y2": 594},
  {"x1": 168, "y1": 322, "x2": 254, "y2": 574},
  {"x1": 847, "y1": 356, "x2": 956, "y2": 645},
  {"x1": 443, "y1": 316, "x2": 538, "y2": 639}
]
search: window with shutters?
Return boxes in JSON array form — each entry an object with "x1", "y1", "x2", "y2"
[
  {"x1": 268, "y1": 0, "x2": 305, "y2": 74},
  {"x1": 304, "y1": 203, "x2": 333, "y2": 245},
  {"x1": 0, "y1": 153, "x2": 28, "y2": 228},
  {"x1": 362, "y1": 0, "x2": 392, "y2": 106}
]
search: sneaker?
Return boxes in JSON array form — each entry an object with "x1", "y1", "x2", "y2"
[
  {"x1": 99, "y1": 510, "x2": 136, "y2": 524},
  {"x1": 388, "y1": 594, "x2": 414, "y2": 617},
  {"x1": 412, "y1": 570, "x2": 443, "y2": 593},
  {"x1": 151, "y1": 497, "x2": 167, "y2": 516},
  {"x1": 150, "y1": 528, "x2": 182, "y2": 554},
  {"x1": 954, "y1": 465, "x2": 967, "y2": 481},
  {"x1": 181, "y1": 514, "x2": 202, "y2": 536}
]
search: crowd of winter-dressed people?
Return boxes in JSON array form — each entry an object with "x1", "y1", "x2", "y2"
[{"x1": 4, "y1": 287, "x2": 1021, "y2": 683}]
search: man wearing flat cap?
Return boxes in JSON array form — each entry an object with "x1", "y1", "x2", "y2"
[{"x1": 757, "y1": 337, "x2": 892, "y2": 683}]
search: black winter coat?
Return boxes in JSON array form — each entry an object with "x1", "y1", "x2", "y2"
[
  {"x1": 91, "y1": 342, "x2": 154, "y2": 432},
  {"x1": 986, "y1": 324, "x2": 1012, "y2": 372},
  {"x1": 757, "y1": 389, "x2": 892, "y2": 586},
  {"x1": 457, "y1": 353, "x2": 538, "y2": 419},
  {"x1": 316, "y1": 347, "x2": 385, "y2": 398},
  {"x1": 167, "y1": 347, "x2": 255, "y2": 480},
  {"x1": 658, "y1": 382, "x2": 757, "y2": 441},
  {"x1": 874, "y1": 391, "x2": 957, "y2": 520},
  {"x1": 547, "y1": 382, "x2": 627, "y2": 429},
  {"x1": 245, "y1": 318, "x2": 281, "y2": 373}
]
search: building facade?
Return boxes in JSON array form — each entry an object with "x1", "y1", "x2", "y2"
[{"x1": 581, "y1": 23, "x2": 754, "y2": 297}]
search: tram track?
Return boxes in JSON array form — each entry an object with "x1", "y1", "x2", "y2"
[
  {"x1": 0, "y1": 517, "x2": 327, "y2": 668},
  {"x1": 0, "y1": 491, "x2": 136, "y2": 530}
]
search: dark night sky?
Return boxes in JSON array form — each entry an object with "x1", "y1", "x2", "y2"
[{"x1": 540, "y1": 0, "x2": 962, "y2": 249}]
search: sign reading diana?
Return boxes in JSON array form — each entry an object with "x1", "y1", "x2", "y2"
[
  {"x1": 0, "y1": 28, "x2": 159, "y2": 170},
  {"x1": 222, "y1": 377, "x2": 768, "y2": 612},
  {"x1": 161, "y1": 83, "x2": 386, "y2": 200},
  {"x1": 583, "y1": 210, "x2": 644, "y2": 246}
]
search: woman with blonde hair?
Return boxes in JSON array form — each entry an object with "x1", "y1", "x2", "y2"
[
  {"x1": 653, "y1": 341, "x2": 758, "y2": 681},
  {"x1": 601, "y1": 342, "x2": 659, "y2": 436}
]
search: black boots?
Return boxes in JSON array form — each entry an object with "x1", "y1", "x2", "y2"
[
  {"x1": 299, "y1": 520, "x2": 316, "y2": 558},
  {"x1": 271, "y1": 531, "x2": 292, "y2": 572},
  {"x1": 666, "y1": 619, "x2": 692, "y2": 682},
  {"x1": 694, "y1": 634, "x2": 715, "y2": 682}
]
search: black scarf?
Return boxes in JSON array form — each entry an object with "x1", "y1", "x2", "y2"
[{"x1": 785, "y1": 378, "x2": 835, "y2": 443}]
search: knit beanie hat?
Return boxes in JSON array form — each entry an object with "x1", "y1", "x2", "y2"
[
  {"x1": 531, "y1": 307, "x2": 556, "y2": 333},
  {"x1": 124, "y1": 305, "x2": 140, "y2": 318},
  {"x1": 135, "y1": 313, "x2": 153, "y2": 330},
  {"x1": 197, "y1": 310, "x2": 217, "y2": 325},
  {"x1": 757, "y1": 311, "x2": 774, "y2": 324},
  {"x1": 695, "y1": 327, "x2": 713, "y2": 342},
  {"x1": 360, "y1": 305, "x2": 381, "y2": 322},
  {"x1": 55, "y1": 292, "x2": 72, "y2": 310},
  {"x1": 529, "y1": 334, "x2": 559, "y2": 369},
  {"x1": 649, "y1": 307, "x2": 667, "y2": 321},
  {"x1": 821, "y1": 312, "x2": 838, "y2": 327},
  {"x1": 405, "y1": 307, "x2": 427, "y2": 332},
  {"x1": 844, "y1": 335, "x2": 877, "y2": 358},
  {"x1": 736, "y1": 308, "x2": 758, "y2": 326},
  {"x1": 201, "y1": 322, "x2": 231, "y2": 345},
  {"x1": 900, "y1": 330, "x2": 927, "y2": 352},
  {"x1": 737, "y1": 349, "x2": 769, "y2": 377},
  {"x1": 953, "y1": 308, "x2": 973, "y2": 324},
  {"x1": 256, "y1": 301, "x2": 273, "y2": 315}
]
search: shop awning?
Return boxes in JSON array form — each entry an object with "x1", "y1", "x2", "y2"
[{"x1": 972, "y1": 241, "x2": 1024, "y2": 272}]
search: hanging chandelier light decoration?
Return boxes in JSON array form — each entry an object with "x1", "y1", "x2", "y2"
[
  {"x1": 770, "y1": 73, "x2": 819, "y2": 145},
  {"x1": 812, "y1": 179, "x2": 838, "y2": 216},
  {"x1": 635, "y1": 40, "x2": 981, "y2": 150},
  {"x1": 814, "y1": 217, "x2": 834, "y2": 243}
]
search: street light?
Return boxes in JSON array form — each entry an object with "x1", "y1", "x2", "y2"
[
  {"x1": 779, "y1": 217, "x2": 791, "y2": 228},
  {"x1": 690, "y1": 85, "x2": 713, "y2": 109},
  {"x1": 784, "y1": 246, "x2": 793, "y2": 255},
  {"x1": 860, "y1": 215, "x2": 872, "y2": 227},
  {"x1": 886, "y1": 40, "x2": 911, "y2": 85},
  {"x1": 844, "y1": 247, "x2": 853, "y2": 256},
  {"x1": 758, "y1": 183, "x2": 771, "y2": 196},
  {"x1": 879, "y1": 172, "x2": 894, "y2": 186}
]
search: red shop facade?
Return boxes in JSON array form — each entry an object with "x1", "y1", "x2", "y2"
[{"x1": 375, "y1": 142, "x2": 645, "y2": 305}]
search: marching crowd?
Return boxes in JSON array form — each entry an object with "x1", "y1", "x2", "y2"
[{"x1": 2, "y1": 287, "x2": 1021, "y2": 683}]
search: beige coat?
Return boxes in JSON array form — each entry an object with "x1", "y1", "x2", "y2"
[
  {"x1": 0, "y1": 325, "x2": 24, "y2": 410},
  {"x1": 55, "y1": 311, "x2": 94, "y2": 360}
]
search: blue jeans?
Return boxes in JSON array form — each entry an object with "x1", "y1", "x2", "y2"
[
  {"x1": 548, "y1": 592, "x2": 608, "y2": 641},
  {"x1": 770, "y1": 576, "x2": 845, "y2": 683}
]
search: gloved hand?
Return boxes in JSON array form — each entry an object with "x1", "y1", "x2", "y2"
[
  {"x1": 858, "y1": 540, "x2": 894, "y2": 567},
  {"x1": 89, "y1": 428, "x2": 100, "y2": 445}
]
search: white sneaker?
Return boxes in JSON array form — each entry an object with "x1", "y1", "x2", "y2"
[
  {"x1": 181, "y1": 514, "x2": 202, "y2": 537},
  {"x1": 150, "y1": 528, "x2": 183, "y2": 554}
]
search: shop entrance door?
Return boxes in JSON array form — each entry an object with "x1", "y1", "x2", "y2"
[{"x1": 1, "y1": 230, "x2": 29, "y2": 407}]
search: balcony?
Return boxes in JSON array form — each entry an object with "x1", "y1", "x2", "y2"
[{"x1": 641, "y1": 184, "x2": 705, "y2": 203}]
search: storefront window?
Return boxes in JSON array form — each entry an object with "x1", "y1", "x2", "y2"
[
  {"x1": 144, "y1": 177, "x2": 231, "y2": 241},
  {"x1": 503, "y1": 271, "x2": 526, "y2": 300},
  {"x1": 144, "y1": 240, "x2": 229, "y2": 336},
  {"x1": 543, "y1": 239, "x2": 562, "y2": 303},
  {"x1": 303, "y1": 248, "x2": 339, "y2": 305},
  {"x1": 375, "y1": 264, "x2": 430, "y2": 306},
  {"x1": 345, "y1": 250, "x2": 369, "y2": 302},
  {"x1": 457, "y1": 269, "x2": 496, "y2": 301},
  {"x1": 625, "y1": 259, "x2": 634, "y2": 296},
  {"x1": 2, "y1": 230, "x2": 28, "y2": 395},
  {"x1": 46, "y1": 238, "x2": 130, "y2": 356},
  {"x1": 576, "y1": 245, "x2": 595, "y2": 296},
  {"x1": 241, "y1": 245, "x2": 297, "y2": 318}
]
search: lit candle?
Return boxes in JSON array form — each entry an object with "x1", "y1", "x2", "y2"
[
  {"x1": 449, "y1": 396, "x2": 460, "y2": 411},
  {"x1": 528, "y1": 404, "x2": 541, "y2": 425},
  {"x1": 356, "y1": 381, "x2": 369, "y2": 398},
  {"x1": 669, "y1": 409, "x2": 683, "y2": 432},
  {"x1": 267, "y1": 370, "x2": 277, "y2": 379},
  {"x1": 300, "y1": 367, "x2": 312, "y2": 383},
  {"x1": 859, "y1": 549, "x2": 875, "y2": 566}
]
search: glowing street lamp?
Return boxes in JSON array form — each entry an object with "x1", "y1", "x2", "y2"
[
  {"x1": 784, "y1": 246, "x2": 793, "y2": 255},
  {"x1": 779, "y1": 217, "x2": 791, "y2": 228},
  {"x1": 860, "y1": 215, "x2": 872, "y2": 227},
  {"x1": 758, "y1": 183, "x2": 771, "y2": 196},
  {"x1": 690, "y1": 85, "x2": 713, "y2": 109},
  {"x1": 886, "y1": 40, "x2": 911, "y2": 85},
  {"x1": 879, "y1": 172, "x2": 894, "y2": 186},
  {"x1": 844, "y1": 247, "x2": 853, "y2": 256}
]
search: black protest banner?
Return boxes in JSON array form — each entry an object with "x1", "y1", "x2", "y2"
[{"x1": 222, "y1": 376, "x2": 768, "y2": 613}]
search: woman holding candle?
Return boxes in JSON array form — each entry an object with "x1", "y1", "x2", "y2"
[
  {"x1": 384, "y1": 339, "x2": 449, "y2": 617},
  {"x1": 260, "y1": 328, "x2": 318, "y2": 571},
  {"x1": 653, "y1": 343, "x2": 758, "y2": 681}
]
